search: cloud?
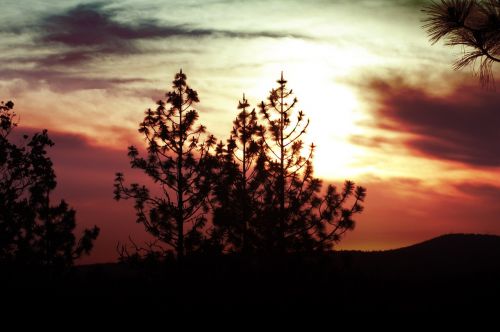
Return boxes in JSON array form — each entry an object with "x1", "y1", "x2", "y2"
[
  {"x1": 36, "y1": 2, "x2": 308, "y2": 60},
  {"x1": 0, "y1": 68, "x2": 150, "y2": 93},
  {"x1": 350, "y1": 134, "x2": 397, "y2": 149},
  {"x1": 35, "y1": 51, "x2": 96, "y2": 67},
  {"x1": 357, "y1": 77, "x2": 500, "y2": 167},
  {"x1": 39, "y1": 3, "x2": 204, "y2": 53},
  {"x1": 1, "y1": 2, "x2": 310, "y2": 92},
  {"x1": 455, "y1": 182, "x2": 500, "y2": 202}
]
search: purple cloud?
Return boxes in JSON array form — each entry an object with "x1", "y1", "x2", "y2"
[{"x1": 357, "y1": 77, "x2": 500, "y2": 167}]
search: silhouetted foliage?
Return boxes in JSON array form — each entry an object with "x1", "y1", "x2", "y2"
[
  {"x1": 0, "y1": 100, "x2": 99, "y2": 268},
  {"x1": 114, "y1": 72, "x2": 366, "y2": 260},
  {"x1": 257, "y1": 73, "x2": 366, "y2": 253},
  {"x1": 211, "y1": 94, "x2": 267, "y2": 253},
  {"x1": 114, "y1": 70, "x2": 217, "y2": 260},
  {"x1": 5, "y1": 233, "x2": 500, "y2": 315},
  {"x1": 116, "y1": 236, "x2": 174, "y2": 268},
  {"x1": 423, "y1": 0, "x2": 500, "y2": 85}
]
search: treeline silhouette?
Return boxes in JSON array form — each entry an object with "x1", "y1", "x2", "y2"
[
  {"x1": 114, "y1": 70, "x2": 366, "y2": 262},
  {"x1": 0, "y1": 71, "x2": 366, "y2": 269},
  {"x1": 3, "y1": 74, "x2": 500, "y2": 315},
  {"x1": 4, "y1": 233, "x2": 500, "y2": 315}
]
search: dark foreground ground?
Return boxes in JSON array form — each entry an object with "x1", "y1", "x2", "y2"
[{"x1": 2, "y1": 234, "x2": 500, "y2": 315}]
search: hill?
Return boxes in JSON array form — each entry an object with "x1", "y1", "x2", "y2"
[{"x1": 339, "y1": 233, "x2": 500, "y2": 279}]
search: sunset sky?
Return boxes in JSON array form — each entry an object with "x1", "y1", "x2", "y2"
[{"x1": 2, "y1": 0, "x2": 500, "y2": 263}]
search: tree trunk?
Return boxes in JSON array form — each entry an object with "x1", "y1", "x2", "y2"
[
  {"x1": 279, "y1": 75, "x2": 285, "y2": 253},
  {"x1": 177, "y1": 89, "x2": 184, "y2": 261}
]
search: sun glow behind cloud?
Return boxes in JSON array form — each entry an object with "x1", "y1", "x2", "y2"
[
  {"x1": 288, "y1": 68, "x2": 367, "y2": 181},
  {"x1": 233, "y1": 36, "x2": 383, "y2": 180}
]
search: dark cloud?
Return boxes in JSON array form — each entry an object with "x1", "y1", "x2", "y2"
[
  {"x1": 37, "y1": 3, "x2": 308, "y2": 57},
  {"x1": 13, "y1": 127, "x2": 135, "y2": 177},
  {"x1": 455, "y1": 182, "x2": 500, "y2": 201},
  {"x1": 40, "y1": 3, "x2": 204, "y2": 53},
  {"x1": 358, "y1": 77, "x2": 500, "y2": 167},
  {"x1": 36, "y1": 51, "x2": 96, "y2": 67},
  {"x1": 350, "y1": 134, "x2": 396, "y2": 149}
]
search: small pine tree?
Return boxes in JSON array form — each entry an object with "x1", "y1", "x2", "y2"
[
  {"x1": 114, "y1": 70, "x2": 217, "y2": 260},
  {"x1": 258, "y1": 73, "x2": 366, "y2": 252},
  {"x1": 212, "y1": 94, "x2": 267, "y2": 253}
]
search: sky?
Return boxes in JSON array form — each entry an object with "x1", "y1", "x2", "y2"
[{"x1": 2, "y1": 0, "x2": 500, "y2": 263}]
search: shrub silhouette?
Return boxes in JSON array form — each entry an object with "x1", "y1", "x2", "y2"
[
  {"x1": 423, "y1": 0, "x2": 500, "y2": 86},
  {"x1": 114, "y1": 70, "x2": 217, "y2": 260},
  {"x1": 0, "y1": 100, "x2": 99, "y2": 268}
]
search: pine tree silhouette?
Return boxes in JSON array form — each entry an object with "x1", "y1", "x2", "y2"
[
  {"x1": 258, "y1": 73, "x2": 367, "y2": 252},
  {"x1": 211, "y1": 94, "x2": 267, "y2": 253},
  {"x1": 114, "y1": 70, "x2": 217, "y2": 260},
  {"x1": 0, "y1": 100, "x2": 99, "y2": 268}
]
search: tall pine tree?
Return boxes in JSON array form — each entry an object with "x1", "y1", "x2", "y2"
[
  {"x1": 114, "y1": 70, "x2": 217, "y2": 260},
  {"x1": 259, "y1": 73, "x2": 366, "y2": 252}
]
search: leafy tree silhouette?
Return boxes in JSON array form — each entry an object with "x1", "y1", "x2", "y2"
[
  {"x1": 423, "y1": 0, "x2": 500, "y2": 86},
  {"x1": 258, "y1": 73, "x2": 366, "y2": 253},
  {"x1": 114, "y1": 70, "x2": 217, "y2": 261},
  {"x1": 0, "y1": 100, "x2": 20, "y2": 262},
  {"x1": 211, "y1": 94, "x2": 267, "y2": 253},
  {"x1": 0, "y1": 100, "x2": 99, "y2": 268}
]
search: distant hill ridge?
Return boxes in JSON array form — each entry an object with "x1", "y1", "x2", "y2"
[
  {"x1": 339, "y1": 233, "x2": 500, "y2": 280},
  {"x1": 393, "y1": 233, "x2": 500, "y2": 254}
]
